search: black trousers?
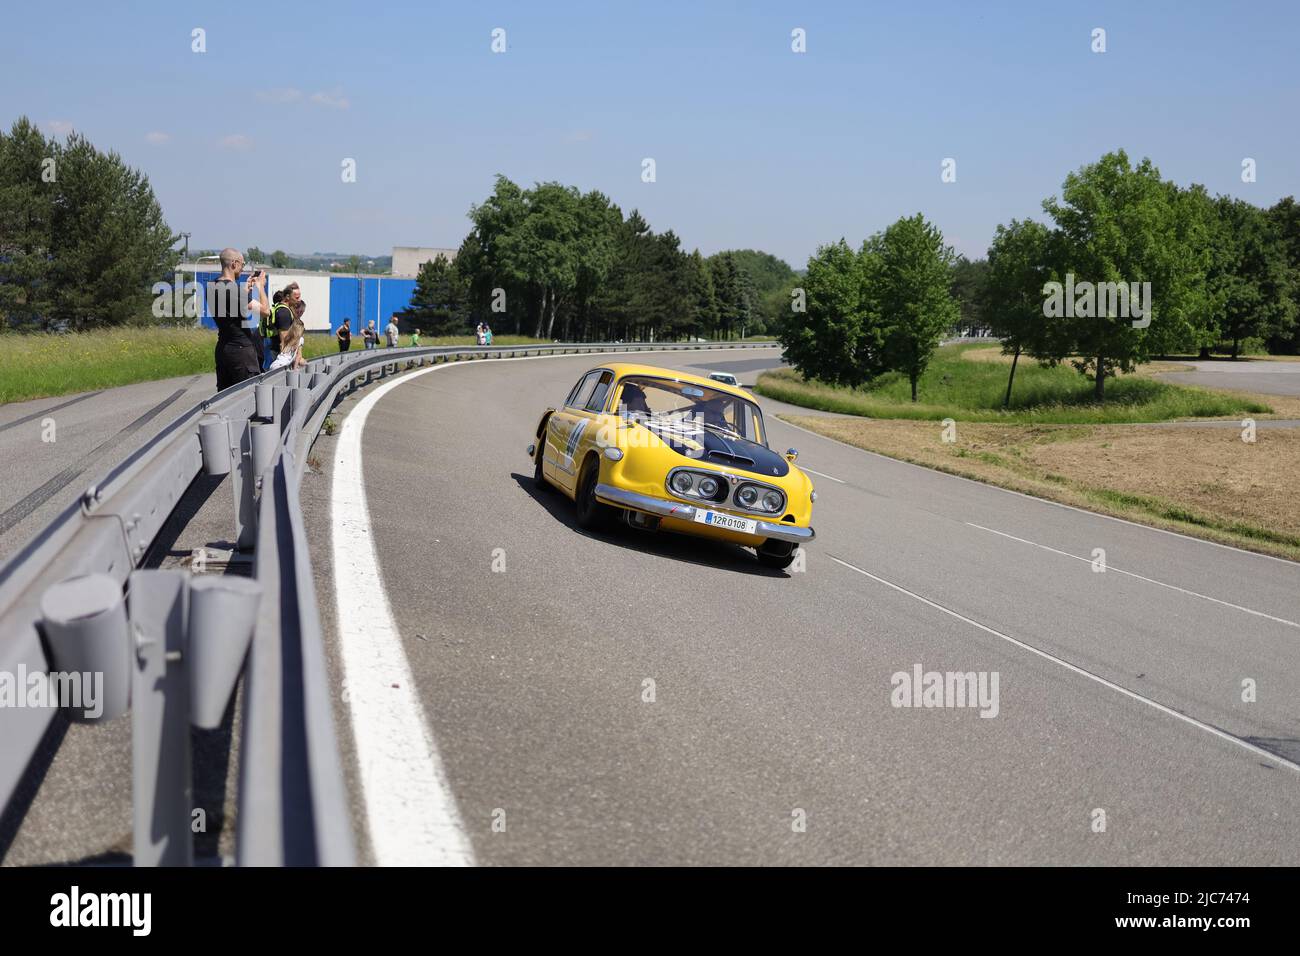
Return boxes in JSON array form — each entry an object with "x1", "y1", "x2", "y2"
[{"x1": 215, "y1": 341, "x2": 261, "y2": 391}]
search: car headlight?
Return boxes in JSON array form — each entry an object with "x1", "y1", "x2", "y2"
[
  {"x1": 697, "y1": 476, "x2": 719, "y2": 498},
  {"x1": 762, "y1": 490, "x2": 783, "y2": 513},
  {"x1": 671, "y1": 471, "x2": 694, "y2": 495},
  {"x1": 736, "y1": 485, "x2": 759, "y2": 508}
]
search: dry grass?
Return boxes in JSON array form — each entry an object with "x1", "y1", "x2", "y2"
[{"x1": 784, "y1": 413, "x2": 1300, "y2": 561}]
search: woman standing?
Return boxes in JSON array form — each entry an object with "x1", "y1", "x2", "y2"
[
  {"x1": 337, "y1": 319, "x2": 352, "y2": 352},
  {"x1": 269, "y1": 319, "x2": 308, "y2": 371}
]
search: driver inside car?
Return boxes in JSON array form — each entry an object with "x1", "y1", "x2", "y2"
[
  {"x1": 694, "y1": 395, "x2": 732, "y2": 431},
  {"x1": 620, "y1": 383, "x2": 651, "y2": 417}
]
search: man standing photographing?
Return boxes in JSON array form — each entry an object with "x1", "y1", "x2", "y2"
[{"x1": 211, "y1": 247, "x2": 270, "y2": 391}]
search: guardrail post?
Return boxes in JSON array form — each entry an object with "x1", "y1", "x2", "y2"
[
  {"x1": 39, "y1": 573, "x2": 131, "y2": 724},
  {"x1": 251, "y1": 420, "x2": 280, "y2": 481},
  {"x1": 127, "y1": 569, "x2": 192, "y2": 866},
  {"x1": 255, "y1": 382, "x2": 275, "y2": 421},
  {"x1": 199, "y1": 416, "x2": 255, "y2": 550},
  {"x1": 188, "y1": 576, "x2": 260, "y2": 729}
]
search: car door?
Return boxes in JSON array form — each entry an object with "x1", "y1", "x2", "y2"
[{"x1": 545, "y1": 370, "x2": 603, "y2": 493}]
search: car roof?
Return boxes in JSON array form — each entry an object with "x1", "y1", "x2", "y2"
[{"x1": 600, "y1": 363, "x2": 755, "y2": 401}]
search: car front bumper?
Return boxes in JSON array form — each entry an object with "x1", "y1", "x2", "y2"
[{"x1": 595, "y1": 484, "x2": 815, "y2": 544}]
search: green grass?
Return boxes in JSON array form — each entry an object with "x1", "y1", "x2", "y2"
[
  {"x1": 755, "y1": 344, "x2": 1271, "y2": 424},
  {"x1": 0, "y1": 328, "x2": 552, "y2": 404}
]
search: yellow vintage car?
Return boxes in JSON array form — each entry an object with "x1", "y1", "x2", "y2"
[{"x1": 527, "y1": 363, "x2": 816, "y2": 569}]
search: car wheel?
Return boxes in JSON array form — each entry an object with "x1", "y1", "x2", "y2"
[
  {"x1": 575, "y1": 457, "x2": 611, "y2": 531},
  {"x1": 756, "y1": 541, "x2": 797, "y2": 570}
]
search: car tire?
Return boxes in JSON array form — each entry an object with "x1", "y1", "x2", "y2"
[
  {"x1": 575, "y1": 457, "x2": 612, "y2": 531},
  {"x1": 534, "y1": 442, "x2": 551, "y2": 491},
  {"x1": 756, "y1": 541, "x2": 797, "y2": 570}
]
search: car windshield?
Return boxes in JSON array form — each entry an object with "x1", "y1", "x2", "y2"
[{"x1": 613, "y1": 375, "x2": 765, "y2": 445}]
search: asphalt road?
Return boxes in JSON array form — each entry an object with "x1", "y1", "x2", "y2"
[
  {"x1": 0, "y1": 372, "x2": 217, "y2": 565},
  {"x1": 1159, "y1": 358, "x2": 1300, "y2": 397},
  {"x1": 316, "y1": 346, "x2": 1300, "y2": 866}
]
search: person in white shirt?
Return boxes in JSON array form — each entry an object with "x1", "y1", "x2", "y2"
[
  {"x1": 385, "y1": 317, "x2": 399, "y2": 348},
  {"x1": 269, "y1": 318, "x2": 307, "y2": 371}
]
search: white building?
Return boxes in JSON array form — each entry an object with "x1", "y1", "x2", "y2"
[{"x1": 392, "y1": 246, "x2": 458, "y2": 278}]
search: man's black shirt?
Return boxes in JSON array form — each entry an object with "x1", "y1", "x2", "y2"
[{"x1": 211, "y1": 279, "x2": 258, "y2": 350}]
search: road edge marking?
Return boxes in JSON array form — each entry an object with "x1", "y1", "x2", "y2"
[
  {"x1": 966, "y1": 522, "x2": 1299, "y2": 630},
  {"x1": 825, "y1": 553, "x2": 1300, "y2": 776}
]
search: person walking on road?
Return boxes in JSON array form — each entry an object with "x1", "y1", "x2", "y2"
[
  {"x1": 337, "y1": 319, "x2": 352, "y2": 352},
  {"x1": 385, "y1": 316, "x2": 399, "y2": 348},
  {"x1": 212, "y1": 247, "x2": 270, "y2": 391}
]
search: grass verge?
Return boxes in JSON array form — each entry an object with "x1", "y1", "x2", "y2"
[
  {"x1": 0, "y1": 328, "x2": 552, "y2": 405},
  {"x1": 783, "y1": 414, "x2": 1300, "y2": 562},
  {"x1": 755, "y1": 344, "x2": 1273, "y2": 424}
]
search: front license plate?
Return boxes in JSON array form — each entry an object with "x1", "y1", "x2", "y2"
[{"x1": 693, "y1": 509, "x2": 757, "y2": 534}]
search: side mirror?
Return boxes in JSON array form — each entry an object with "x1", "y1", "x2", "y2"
[{"x1": 785, "y1": 448, "x2": 798, "y2": 463}]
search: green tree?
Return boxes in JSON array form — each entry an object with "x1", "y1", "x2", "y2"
[
  {"x1": 871, "y1": 214, "x2": 960, "y2": 402},
  {"x1": 722, "y1": 249, "x2": 799, "y2": 331},
  {"x1": 981, "y1": 220, "x2": 1053, "y2": 406},
  {"x1": 1266, "y1": 197, "x2": 1300, "y2": 354},
  {"x1": 949, "y1": 255, "x2": 990, "y2": 335},
  {"x1": 686, "y1": 250, "x2": 718, "y2": 340},
  {"x1": 44, "y1": 128, "x2": 176, "y2": 329},
  {"x1": 401, "y1": 254, "x2": 468, "y2": 335},
  {"x1": 779, "y1": 239, "x2": 882, "y2": 388},
  {"x1": 1205, "y1": 196, "x2": 1295, "y2": 359},
  {"x1": 1041, "y1": 150, "x2": 1209, "y2": 401},
  {"x1": 0, "y1": 118, "x2": 54, "y2": 328}
]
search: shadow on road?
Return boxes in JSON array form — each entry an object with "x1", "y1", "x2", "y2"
[{"x1": 509, "y1": 472, "x2": 791, "y2": 578}]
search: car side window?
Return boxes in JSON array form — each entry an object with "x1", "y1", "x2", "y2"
[
  {"x1": 585, "y1": 371, "x2": 614, "y2": 411},
  {"x1": 564, "y1": 374, "x2": 589, "y2": 407},
  {"x1": 567, "y1": 371, "x2": 601, "y2": 409}
]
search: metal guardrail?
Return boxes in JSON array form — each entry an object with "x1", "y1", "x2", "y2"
[{"x1": 0, "y1": 339, "x2": 773, "y2": 865}]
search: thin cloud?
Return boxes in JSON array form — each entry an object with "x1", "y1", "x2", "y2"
[
  {"x1": 145, "y1": 131, "x2": 171, "y2": 145},
  {"x1": 256, "y1": 88, "x2": 303, "y2": 104},
  {"x1": 311, "y1": 90, "x2": 350, "y2": 110},
  {"x1": 219, "y1": 134, "x2": 253, "y2": 151},
  {"x1": 565, "y1": 130, "x2": 595, "y2": 143},
  {"x1": 43, "y1": 120, "x2": 75, "y2": 136}
]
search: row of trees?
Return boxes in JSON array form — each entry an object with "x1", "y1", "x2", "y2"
[
  {"x1": 784, "y1": 150, "x2": 1300, "y2": 404},
  {"x1": 780, "y1": 215, "x2": 958, "y2": 401},
  {"x1": 0, "y1": 118, "x2": 176, "y2": 330},
  {"x1": 983, "y1": 151, "x2": 1297, "y2": 401},
  {"x1": 399, "y1": 176, "x2": 799, "y2": 340}
]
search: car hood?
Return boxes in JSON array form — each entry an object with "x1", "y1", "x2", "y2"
[{"x1": 633, "y1": 418, "x2": 790, "y2": 479}]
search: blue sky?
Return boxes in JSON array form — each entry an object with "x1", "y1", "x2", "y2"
[{"x1": 3, "y1": 0, "x2": 1297, "y2": 266}]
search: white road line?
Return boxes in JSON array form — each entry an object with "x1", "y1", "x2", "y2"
[
  {"x1": 332, "y1": 361, "x2": 475, "y2": 865},
  {"x1": 826, "y1": 554, "x2": 1300, "y2": 775},
  {"x1": 966, "y1": 522, "x2": 1300, "y2": 630},
  {"x1": 774, "y1": 414, "x2": 1300, "y2": 567},
  {"x1": 801, "y1": 467, "x2": 845, "y2": 483},
  {"x1": 330, "y1": 345, "x2": 769, "y2": 865}
]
